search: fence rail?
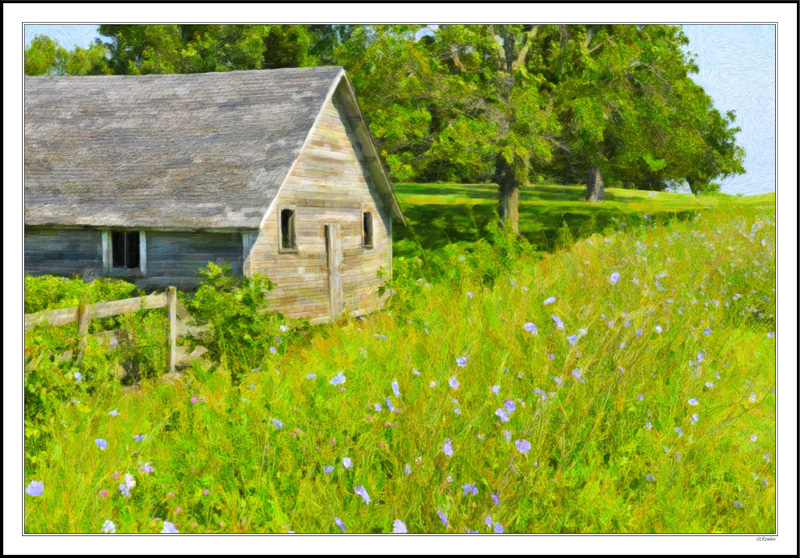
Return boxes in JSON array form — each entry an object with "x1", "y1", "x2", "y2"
[{"x1": 24, "y1": 287, "x2": 187, "y2": 373}]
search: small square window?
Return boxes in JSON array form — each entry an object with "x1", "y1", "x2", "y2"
[
  {"x1": 362, "y1": 212, "x2": 374, "y2": 249},
  {"x1": 280, "y1": 209, "x2": 297, "y2": 250},
  {"x1": 111, "y1": 231, "x2": 140, "y2": 269}
]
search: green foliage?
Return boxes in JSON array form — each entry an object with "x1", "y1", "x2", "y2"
[
  {"x1": 24, "y1": 275, "x2": 140, "y2": 314},
  {"x1": 183, "y1": 263, "x2": 296, "y2": 382}
]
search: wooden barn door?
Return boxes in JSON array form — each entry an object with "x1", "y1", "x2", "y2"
[{"x1": 325, "y1": 223, "x2": 343, "y2": 320}]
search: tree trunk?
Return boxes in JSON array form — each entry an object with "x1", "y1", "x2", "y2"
[
  {"x1": 686, "y1": 177, "x2": 699, "y2": 195},
  {"x1": 586, "y1": 166, "x2": 605, "y2": 202},
  {"x1": 495, "y1": 154, "x2": 521, "y2": 235}
]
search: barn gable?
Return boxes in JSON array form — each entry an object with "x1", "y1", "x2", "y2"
[{"x1": 248, "y1": 81, "x2": 395, "y2": 322}]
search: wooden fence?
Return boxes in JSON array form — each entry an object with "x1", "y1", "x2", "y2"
[{"x1": 24, "y1": 286, "x2": 189, "y2": 373}]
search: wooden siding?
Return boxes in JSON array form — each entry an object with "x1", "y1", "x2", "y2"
[
  {"x1": 136, "y1": 231, "x2": 243, "y2": 290},
  {"x1": 25, "y1": 228, "x2": 104, "y2": 278},
  {"x1": 25, "y1": 228, "x2": 244, "y2": 291},
  {"x1": 249, "y1": 89, "x2": 392, "y2": 321}
]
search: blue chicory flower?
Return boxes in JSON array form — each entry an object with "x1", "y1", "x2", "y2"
[
  {"x1": 688, "y1": 398, "x2": 699, "y2": 406},
  {"x1": 491, "y1": 493, "x2": 500, "y2": 506},
  {"x1": 354, "y1": 485, "x2": 371, "y2": 504},
  {"x1": 449, "y1": 376, "x2": 460, "y2": 390},
  {"x1": 456, "y1": 357, "x2": 467, "y2": 367},
  {"x1": 25, "y1": 481, "x2": 44, "y2": 497},
  {"x1": 524, "y1": 322, "x2": 538, "y2": 333},
  {"x1": 334, "y1": 517, "x2": 346, "y2": 532},
  {"x1": 101, "y1": 519, "x2": 116, "y2": 533},
  {"x1": 442, "y1": 438, "x2": 453, "y2": 457},
  {"x1": 392, "y1": 380, "x2": 401, "y2": 398},
  {"x1": 393, "y1": 519, "x2": 407, "y2": 533},
  {"x1": 609, "y1": 272, "x2": 620, "y2": 285},
  {"x1": 272, "y1": 418, "x2": 284, "y2": 430},
  {"x1": 567, "y1": 334, "x2": 578, "y2": 345},
  {"x1": 330, "y1": 372, "x2": 346, "y2": 386},
  {"x1": 515, "y1": 439, "x2": 531, "y2": 454},
  {"x1": 95, "y1": 438, "x2": 108, "y2": 451},
  {"x1": 552, "y1": 315, "x2": 564, "y2": 330},
  {"x1": 543, "y1": 296, "x2": 556, "y2": 305},
  {"x1": 342, "y1": 457, "x2": 352, "y2": 469},
  {"x1": 161, "y1": 521, "x2": 179, "y2": 534},
  {"x1": 494, "y1": 523, "x2": 504, "y2": 533}
]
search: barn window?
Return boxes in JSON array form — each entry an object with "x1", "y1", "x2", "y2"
[
  {"x1": 104, "y1": 230, "x2": 145, "y2": 273},
  {"x1": 362, "y1": 212, "x2": 374, "y2": 249},
  {"x1": 280, "y1": 209, "x2": 297, "y2": 250}
]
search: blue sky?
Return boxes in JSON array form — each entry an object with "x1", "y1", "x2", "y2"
[{"x1": 24, "y1": 24, "x2": 776, "y2": 195}]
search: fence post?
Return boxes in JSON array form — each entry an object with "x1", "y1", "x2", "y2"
[
  {"x1": 75, "y1": 300, "x2": 90, "y2": 363},
  {"x1": 166, "y1": 287, "x2": 177, "y2": 374}
]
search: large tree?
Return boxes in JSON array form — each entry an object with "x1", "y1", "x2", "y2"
[
  {"x1": 333, "y1": 25, "x2": 558, "y2": 234},
  {"x1": 543, "y1": 25, "x2": 744, "y2": 200}
]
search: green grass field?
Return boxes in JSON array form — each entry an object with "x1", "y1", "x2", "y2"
[
  {"x1": 393, "y1": 182, "x2": 775, "y2": 257},
  {"x1": 23, "y1": 184, "x2": 776, "y2": 534}
]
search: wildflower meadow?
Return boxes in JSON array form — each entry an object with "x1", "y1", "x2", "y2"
[{"x1": 23, "y1": 188, "x2": 776, "y2": 534}]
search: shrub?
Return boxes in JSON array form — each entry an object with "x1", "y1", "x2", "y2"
[{"x1": 183, "y1": 262, "x2": 295, "y2": 383}]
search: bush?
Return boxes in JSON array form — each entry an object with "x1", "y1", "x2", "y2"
[
  {"x1": 183, "y1": 262, "x2": 296, "y2": 383},
  {"x1": 24, "y1": 275, "x2": 140, "y2": 314}
]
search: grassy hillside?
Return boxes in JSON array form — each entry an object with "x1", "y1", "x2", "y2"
[
  {"x1": 393, "y1": 182, "x2": 775, "y2": 258},
  {"x1": 23, "y1": 187, "x2": 776, "y2": 534}
]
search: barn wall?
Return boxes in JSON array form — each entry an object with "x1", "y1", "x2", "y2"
[
  {"x1": 249, "y1": 89, "x2": 392, "y2": 321},
  {"x1": 24, "y1": 227, "x2": 244, "y2": 291},
  {"x1": 137, "y1": 231, "x2": 244, "y2": 290},
  {"x1": 24, "y1": 228, "x2": 104, "y2": 278}
]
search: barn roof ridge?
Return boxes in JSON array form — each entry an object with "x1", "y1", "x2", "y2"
[{"x1": 24, "y1": 66, "x2": 404, "y2": 230}]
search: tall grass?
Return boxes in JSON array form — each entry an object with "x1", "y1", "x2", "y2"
[{"x1": 23, "y1": 203, "x2": 775, "y2": 534}]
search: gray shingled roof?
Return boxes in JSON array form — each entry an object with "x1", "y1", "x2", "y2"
[{"x1": 24, "y1": 66, "x2": 361, "y2": 229}]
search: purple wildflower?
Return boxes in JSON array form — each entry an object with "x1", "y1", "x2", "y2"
[
  {"x1": 306, "y1": 373, "x2": 316, "y2": 380},
  {"x1": 101, "y1": 519, "x2": 116, "y2": 533},
  {"x1": 456, "y1": 357, "x2": 467, "y2": 367},
  {"x1": 386, "y1": 397, "x2": 395, "y2": 412},
  {"x1": 543, "y1": 296, "x2": 556, "y2": 305},
  {"x1": 495, "y1": 408, "x2": 510, "y2": 423},
  {"x1": 334, "y1": 517, "x2": 346, "y2": 532},
  {"x1": 462, "y1": 484, "x2": 478, "y2": 496},
  {"x1": 609, "y1": 272, "x2": 620, "y2": 285},
  {"x1": 95, "y1": 438, "x2": 108, "y2": 451},
  {"x1": 524, "y1": 322, "x2": 538, "y2": 334},
  {"x1": 161, "y1": 521, "x2": 179, "y2": 534},
  {"x1": 515, "y1": 439, "x2": 531, "y2": 454},
  {"x1": 688, "y1": 398, "x2": 699, "y2": 406},
  {"x1": 552, "y1": 315, "x2": 564, "y2": 330},
  {"x1": 567, "y1": 334, "x2": 578, "y2": 345},
  {"x1": 494, "y1": 523, "x2": 504, "y2": 533},
  {"x1": 491, "y1": 493, "x2": 500, "y2": 506},
  {"x1": 392, "y1": 380, "x2": 401, "y2": 398},
  {"x1": 437, "y1": 509, "x2": 449, "y2": 526},
  {"x1": 491, "y1": 385, "x2": 500, "y2": 395},
  {"x1": 442, "y1": 438, "x2": 453, "y2": 457},
  {"x1": 272, "y1": 418, "x2": 284, "y2": 430},
  {"x1": 330, "y1": 372, "x2": 346, "y2": 386},
  {"x1": 354, "y1": 485, "x2": 371, "y2": 504},
  {"x1": 25, "y1": 481, "x2": 44, "y2": 497},
  {"x1": 342, "y1": 457, "x2": 352, "y2": 469},
  {"x1": 449, "y1": 376, "x2": 460, "y2": 390},
  {"x1": 393, "y1": 519, "x2": 407, "y2": 533}
]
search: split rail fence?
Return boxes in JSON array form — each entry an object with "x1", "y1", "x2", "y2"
[{"x1": 24, "y1": 286, "x2": 191, "y2": 373}]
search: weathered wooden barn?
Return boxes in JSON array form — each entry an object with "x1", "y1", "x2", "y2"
[{"x1": 24, "y1": 66, "x2": 405, "y2": 323}]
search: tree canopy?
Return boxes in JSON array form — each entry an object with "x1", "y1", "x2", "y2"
[{"x1": 25, "y1": 24, "x2": 745, "y2": 228}]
